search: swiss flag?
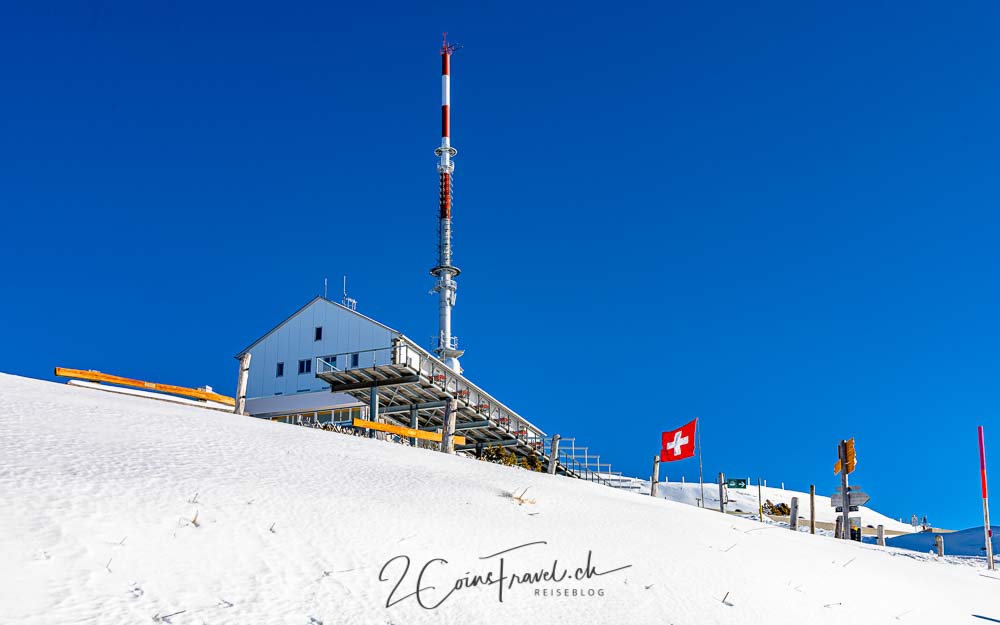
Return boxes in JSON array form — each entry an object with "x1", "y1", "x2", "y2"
[{"x1": 660, "y1": 419, "x2": 697, "y2": 462}]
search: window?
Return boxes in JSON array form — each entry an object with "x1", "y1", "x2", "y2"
[
  {"x1": 275, "y1": 362, "x2": 284, "y2": 377},
  {"x1": 298, "y1": 359, "x2": 312, "y2": 374},
  {"x1": 331, "y1": 406, "x2": 363, "y2": 424},
  {"x1": 321, "y1": 355, "x2": 337, "y2": 371},
  {"x1": 314, "y1": 326, "x2": 323, "y2": 341},
  {"x1": 351, "y1": 353, "x2": 359, "y2": 368}
]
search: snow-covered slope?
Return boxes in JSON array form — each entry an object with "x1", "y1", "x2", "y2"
[
  {"x1": 635, "y1": 480, "x2": 916, "y2": 533},
  {"x1": 2, "y1": 372, "x2": 998, "y2": 624},
  {"x1": 887, "y1": 527, "x2": 1000, "y2": 558}
]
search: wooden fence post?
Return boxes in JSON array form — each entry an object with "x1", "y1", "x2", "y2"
[
  {"x1": 440, "y1": 398, "x2": 456, "y2": 454},
  {"x1": 718, "y1": 472, "x2": 726, "y2": 513},
  {"x1": 835, "y1": 516, "x2": 843, "y2": 539},
  {"x1": 935, "y1": 535, "x2": 944, "y2": 557},
  {"x1": 651, "y1": 456, "x2": 660, "y2": 497},
  {"x1": 757, "y1": 477, "x2": 764, "y2": 523},
  {"x1": 809, "y1": 485, "x2": 816, "y2": 535},
  {"x1": 234, "y1": 353, "x2": 251, "y2": 415},
  {"x1": 547, "y1": 435, "x2": 561, "y2": 475},
  {"x1": 877, "y1": 525, "x2": 885, "y2": 546},
  {"x1": 789, "y1": 497, "x2": 799, "y2": 531}
]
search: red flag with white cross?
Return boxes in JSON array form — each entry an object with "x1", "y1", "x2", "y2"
[{"x1": 660, "y1": 419, "x2": 697, "y2": 462}]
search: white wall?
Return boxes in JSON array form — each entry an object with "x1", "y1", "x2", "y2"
[
  {"x1": 243, "y1": 299, "x2": 397, "y2": 401},
  {"x1": 245, "y1": 391, "x2": 359, "y2": 417}
]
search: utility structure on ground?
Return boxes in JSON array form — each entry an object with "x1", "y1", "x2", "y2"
[{"x1": 431, "y1": 33, "x2": 463, "y2": 373}]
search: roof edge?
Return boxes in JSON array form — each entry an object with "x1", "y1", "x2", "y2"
[{"x1": 233, "y1": 295, "x2": 400, "y2": 359}]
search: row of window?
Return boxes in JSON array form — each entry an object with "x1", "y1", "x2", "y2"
[
  {"x1": 271, "y1": 406, "x2": 363, "y2": 425},
  {"x1": 274, "y1": 353, "x2": 361, "y2": 377}
]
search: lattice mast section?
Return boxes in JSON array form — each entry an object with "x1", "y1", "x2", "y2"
[{"x1": 430, "y1": 34, "x2": 464, "y2": 372}]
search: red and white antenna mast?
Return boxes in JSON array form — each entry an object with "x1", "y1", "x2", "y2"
[{"x1": 431, "y1": 33, "x2": 464, "y2": 372}]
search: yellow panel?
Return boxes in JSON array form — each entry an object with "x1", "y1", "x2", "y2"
[
  {"x1": 352, "y1": 418, "x2": 466, "y2": 445},
  {"x1": 55, "y1": 367, "x2": 235, "y2": 406}
]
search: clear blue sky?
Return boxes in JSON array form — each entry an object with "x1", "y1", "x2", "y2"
[{"x1": 2, "y1": 2, "x2": 998, "y2": 529}]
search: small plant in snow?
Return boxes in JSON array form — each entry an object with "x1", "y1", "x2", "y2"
[
  {"x1": 152, "y1": 609, "x2": 186, "y2": 622},
  {"x1": 511, "y1": 487, "x2": 536, "y2": 506}
]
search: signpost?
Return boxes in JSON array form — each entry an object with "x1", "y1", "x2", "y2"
[
  {"x1": 833, "y1": 438, "x2": 859, "y2": 540},
  {"x1": 831, "y1": 488, "x2": 870, "y2": 509},
  {"x1": 726, "y1": 478, "x2": 748, "y2": 489}
]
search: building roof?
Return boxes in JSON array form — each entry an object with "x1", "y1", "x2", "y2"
[{"x1": 233, "y1": 295, "x2": 400, "y2": 359}]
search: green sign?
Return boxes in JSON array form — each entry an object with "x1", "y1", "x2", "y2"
[{"x1": 726, "y1": 478, "x2": 747, "y2": 489}]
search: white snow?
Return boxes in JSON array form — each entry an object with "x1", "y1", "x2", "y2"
[
  {"x1": 634, "y1": 479, "x2": 917, "y2": 534},
  {"x1": 888, "y1": 527, "x2": 1000, "y2": 558},
  {"x1": 66, "y1": 380, "x2": 233, "y2": 412},
  {"x1": 2, "y1": 372, "x2": 999, "y2": 624}
]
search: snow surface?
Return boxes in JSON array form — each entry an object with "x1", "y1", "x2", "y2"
[
  {"x1": 886, "y1": 527, "x2": 1000, "y2": 558},
  {"x1": 635, "y1": 479, "x2": 917, "y2": 534},
  {"x1": 2, "y1": 372, "x2": 999, "y2": 624},
  {"x1": 66, "y1": 380, "x2": 233, "y2": 412}
]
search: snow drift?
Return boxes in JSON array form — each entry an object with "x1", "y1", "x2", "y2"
[
  {"x1": 1, "y1": 372, "x2": 998, "y2": 624},
  {"x1": 887, "y1": 527, "x2": 1000, "y2": 558},
  {"x1": 640, "y1": 480, "x2": 916, "y2": 534}
]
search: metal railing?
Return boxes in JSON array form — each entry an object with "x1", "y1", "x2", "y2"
[
  {"x1": 316, "y1": 346, "x2": 393, "y2": 374},
  {"x1": 316, "y1": 339, "x2": 547, "y2": 444},
  {"x1": 314, "y1": 339, "x2": 629, "y2": 490}
]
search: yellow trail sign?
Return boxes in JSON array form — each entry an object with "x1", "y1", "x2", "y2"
[
  {"x1": 845, "y1": 437, "x2": 857, "y2": 473},
  {"x1": 352, "y1": 418, "x2": 466, "y2": 445},
  {"x1": 834, "y1": 438, "x2": 858, "y2": 475}
]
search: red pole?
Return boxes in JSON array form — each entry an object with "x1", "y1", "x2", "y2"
[{"x1": 980, "y1": 426, "x2": 995, "y2": 570}]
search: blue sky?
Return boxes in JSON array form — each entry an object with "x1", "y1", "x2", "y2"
[{"x1": 2, "y1": 1, "x2": 998, "y2": 529}]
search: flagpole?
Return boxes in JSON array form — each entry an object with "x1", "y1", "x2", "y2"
[
  {"x1": 698, "y1": 417, "x2": 705, "y2": 508},
  {"x1": 979, "y1": 426, "x2": 995, "y2": 570}
]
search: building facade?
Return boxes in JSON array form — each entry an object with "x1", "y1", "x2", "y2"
[{"x1": 234, "y1": 296, "x2": 399, "y2": 419}]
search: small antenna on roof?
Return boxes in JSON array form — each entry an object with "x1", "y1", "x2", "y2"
[
  {"x1": 342, "y1": 276, "x2": 357, "y2": 311},
  {"x1": 324, "y1": 277, "x2": 328, "y2": 299}
]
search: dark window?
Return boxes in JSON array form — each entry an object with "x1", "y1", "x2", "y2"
[
  {"x1": 351, "y1": 353, "x2": 359, "y2": 368},
  {"x1": 314, "y1": 326, "x2": 323, "y2": 341},
  {"x1": 322, "y1": 355, "x2": 337, "y2": 370},
  {"x1": 298, "y1": 359, "x2": 311, "y2": 374},
  {"x1": 275, "y1": 362, "x2": 284, "y2": 377}
]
